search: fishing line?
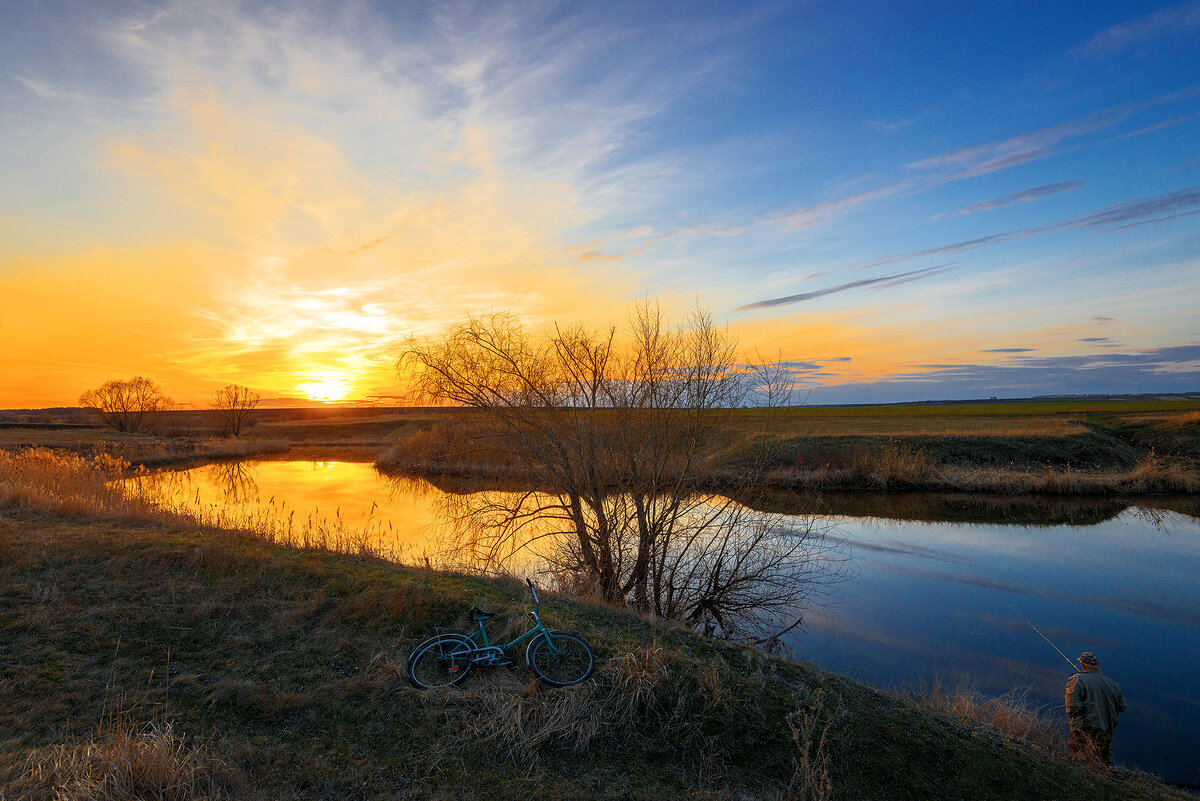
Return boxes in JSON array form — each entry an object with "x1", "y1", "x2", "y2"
[{"x1": 1005, "y1": 601, "x2": 1079, "y2": 672}]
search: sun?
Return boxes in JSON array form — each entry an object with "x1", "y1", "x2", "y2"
[{"x1": 296, "y1": 375, "x2": 353, "y2": 402}]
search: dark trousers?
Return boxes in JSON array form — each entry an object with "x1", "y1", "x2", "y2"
[{"x1": 1068, "y1": 721, "x2": 1114, "y2": 766}]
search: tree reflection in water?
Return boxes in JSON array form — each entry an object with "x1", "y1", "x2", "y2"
[{"x1": 205, "y1": 461, "x2": 260, "y2": 505}]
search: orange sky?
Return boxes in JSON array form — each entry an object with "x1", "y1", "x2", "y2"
[{"x1": 3, "y1": 3, "x2": 1198, "y2": 408}]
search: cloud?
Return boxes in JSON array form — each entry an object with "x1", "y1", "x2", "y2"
[
  {"x1": 736, "y1": 265, "x2": 956, "y2": 312},
  {"x1": 769, "y1": 180, "x2": 915, "y2": 231},
  {"x1": 858, "y1": 185, "x2": 1200, "y2": 270},
  {"x1": 1107, "y1": 112, "x2": 1200, "y2": 143},
  {"x1": 1079, "y1": 337, "x2": 1111, "y2": 343},
  {"x1": 946, "y1": 181, "x2": 1087, "y2": 218},
  {"x1": 1070, "y1": 1, "x2": 1200, "y2": 58},
  {"x1": 981, "y1": 348, "x2": 1036, "y2": 353},
  {"x1": 806, "y1": 344, "x2": 1200, "y2": 404},
  {"x1": 905, "y1": 114, "x2": 1118, "y2": 174},
  {"x1": 864, "y1": 114, "x2": 923, "y2": 135},
  {"x1": 575, "y1": 249, "x2": 639, "y2": 261}
]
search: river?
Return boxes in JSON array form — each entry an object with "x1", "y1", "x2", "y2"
[{"x1": 133, "y1": 456, "x2": 1200, "y2": 785}]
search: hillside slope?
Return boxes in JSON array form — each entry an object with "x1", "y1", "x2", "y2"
[{"x1": 0, "y1": 511, "x2": 1186, "y2": 800}]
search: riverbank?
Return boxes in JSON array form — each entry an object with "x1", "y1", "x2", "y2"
[
  {"x1": 0, "y1": 506, "x2": 1188, "y2": 800},
  {"x1": 3, "y1": 401, "x2": 1198, "y2": 495},
  {"x1": 375, "y1": 407, "x2": 1200, "y2": 495}
]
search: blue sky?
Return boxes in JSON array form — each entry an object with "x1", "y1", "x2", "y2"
[{"x1": 1, "y1": 0, "x2": 1198, "y2": 405}]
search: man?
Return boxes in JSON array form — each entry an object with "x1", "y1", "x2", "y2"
[{"x1": 1065, "y1": 651, "x2": 1126, "y2": 766}]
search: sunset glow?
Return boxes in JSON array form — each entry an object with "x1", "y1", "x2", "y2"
[
  {"x1": 296, "y1": 376, "x2": 355, "y2": 403},
  {"x1": 1, "y1": 2, "x2": 1198, "y2": 407}
]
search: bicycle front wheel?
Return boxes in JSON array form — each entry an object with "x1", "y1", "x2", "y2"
[
  {"x1": 527, "y1": 632, "x2": 594, "y2": 687},
  {"x1": 408, "y1": 634, "x2": 473, "y2": 689}
]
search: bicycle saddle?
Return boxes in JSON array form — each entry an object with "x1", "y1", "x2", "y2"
[{"x1": 470, "y1": 606, "x2": 496, "y2": 622}]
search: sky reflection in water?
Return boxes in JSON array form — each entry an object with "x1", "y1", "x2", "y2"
[{"x1": 159, "y1": 458, "x2": 1200, "y2": 784}]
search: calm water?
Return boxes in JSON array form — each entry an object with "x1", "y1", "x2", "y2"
[{"x1": 146, "y1": 457, "x2": 1200, "y2": 784}]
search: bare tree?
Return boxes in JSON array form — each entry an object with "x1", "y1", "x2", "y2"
[
  {"x1": 211, "y1": 384, "x2": 261, "y2": 437},
  {"x1": 402, "y1": 302, "x2": 845, "y2": 640},
  {"x1": 78, "y1": 377, "x2": 172, "y2": 433}
]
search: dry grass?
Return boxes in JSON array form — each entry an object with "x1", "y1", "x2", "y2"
[
  {"x1": 904, "y1": 682, "x2": 1065, "y2": 754},
  {"x1": 381, "y1": 413, "x2": 1200, "y2": 495},
  {"x1": 729, "y1": 414, "x2": 1087, "y2": 438},
  {"x1": 0, "y1": 449, "x2": 405, "y2": 563},
  {"x1": 417, "y1": 643, "x2": 733, "y2": 769},
  {"x1": 785, "y1": 687, "x2": 836, "y2": 801},
  {"x1": 0, "y1": 433, "x2": 289, "y2": 467},
  {"x1": 2, "y1": 511, "x2": 1186, "y2": 801},
  {"x1": 16, "y1": 721, "x2": 233, "y2": 801},
  {"x1": 751, "y1": 451, "x2": 1200, "y2": 494}
]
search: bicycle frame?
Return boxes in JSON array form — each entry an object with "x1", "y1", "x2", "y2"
[{"x1": 443, "y1": 580, "x2": 565, "y2": 661}]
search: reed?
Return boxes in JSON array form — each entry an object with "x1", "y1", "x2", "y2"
[{"x1": 0, "y1": 448, "x2": 405, "y2": 564}]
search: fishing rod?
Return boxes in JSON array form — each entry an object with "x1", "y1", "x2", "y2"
[{"x1": 1005, "y1": 601, "x2": 1080, "y2": 673}]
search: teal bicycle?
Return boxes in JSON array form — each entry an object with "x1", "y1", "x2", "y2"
[{"x1": 407, "y1": 579, "x2": 594, "y2": 689}]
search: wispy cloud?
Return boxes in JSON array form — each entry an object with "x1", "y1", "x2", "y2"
[
  {"x1": 769, "y1": 180, "x2": 916, "y2": 231},
  {"x1": 736, "y1": 265, "x2": 955, "y2": 312},
  {"x1": 943, "y1": 180, "x2": 1086, "y2": 218},
  {"x1": 1070, "y1": 1, "x2": 1200, "y2": 58},
  {"x1": 864, "y1": 114, "x2": 923, "y2": 135},
  {"x1": 905, "y1": 114, "x2": 1119, "y2": 173},
  {"x1": 981, "y1": 348, "x2": 1036, "y2": 353},
  {"x1": 859, "y1": 185, "x2": 1200, "y2": 270},
  {"x1": 1107, "y1": 112, "x2": 1199, "y2": 143},
  {"x1": 815, "y1": 344, "x2": 1200, "y2": 403}
]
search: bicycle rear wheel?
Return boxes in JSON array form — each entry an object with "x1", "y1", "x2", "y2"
[
  {"x1": 527, "y1": 632, "x2": 594, "y2": 687},
  {"x1": 408, "y1": 634, "x2": 473, "y2": 689}
]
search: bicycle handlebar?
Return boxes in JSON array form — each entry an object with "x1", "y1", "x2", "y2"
[{"x1": 526, "y1": 577, "x2": 540, "y2": 604}]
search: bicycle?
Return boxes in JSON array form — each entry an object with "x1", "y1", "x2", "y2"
[{"x1": 407, "y1": 578, "x2": 594, "y2": 689}]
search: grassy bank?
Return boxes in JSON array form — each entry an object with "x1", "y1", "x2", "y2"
[
  {"x1": 0, "y1": 449, "x2": 1187, "y2": 799},
  {"x1": 0, "y1": 429, "x2": 290, "y2": 468},
  {"x1": 0, "y1": 509, "x2": 1187, "y2": 801},
  {"x1": 376, "y1": 406, "x2": 1200, "y2": 495}
]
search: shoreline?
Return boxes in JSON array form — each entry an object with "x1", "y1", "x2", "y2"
[{"x1": 0, "y1": 506, "x2": 1188, "y2": 800}]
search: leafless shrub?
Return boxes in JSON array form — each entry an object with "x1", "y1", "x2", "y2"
[
  {"x1": 401, "y1": 302, "x2": 847, "y2": 640},
  {"x1": 79, "y1": 377, "x2": 173, "y2": 434},
  {"x1": 210, "y1": 385, "x2": 260, "y2": 438}
]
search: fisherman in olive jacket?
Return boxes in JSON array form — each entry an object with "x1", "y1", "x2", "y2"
[{"x1": 1065, "y1": 651, "x2": 1126, "y2": 766}]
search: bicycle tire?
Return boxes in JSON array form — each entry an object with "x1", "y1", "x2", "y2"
[
  {"x1": 408, "y1": 634, "x2": 474, "y2": 689},
  {"x1": 526, "y1": 632, "x2": 594, "y2": 687}
]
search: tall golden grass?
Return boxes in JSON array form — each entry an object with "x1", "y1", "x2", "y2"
[
  {"x1": 904, "y1": 682, "x2": 1065, "y2": 754},
  {"x1": 17, "y1": 721, "x2": 232, "y2": 801},
  {"x1": 0, "y1": 449, "x2": 405, "y2": 563}
]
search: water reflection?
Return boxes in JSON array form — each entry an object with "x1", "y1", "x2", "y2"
[
  {"x1": 138, "y1": 458, "x2": 1199, "y2": 784},
  {"x1": 204, "y1": 460, "x2": 259, "y2": 505}
]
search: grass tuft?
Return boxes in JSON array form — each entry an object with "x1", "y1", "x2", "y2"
[
  {"x1": 904, "y1": 681, "x2": 1065, "y2": 754},
  {"x1": 17, "y1": 721, "x2": 234, "y2": 801}
]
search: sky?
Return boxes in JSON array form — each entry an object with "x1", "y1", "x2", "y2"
[{"x1": 1, "y1": 0, "x2": 1198, "y2": 408}]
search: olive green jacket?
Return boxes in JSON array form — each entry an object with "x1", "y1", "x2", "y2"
[{"x1": 1065, "y1": 670, "x2": 1126, "y2": 732}]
